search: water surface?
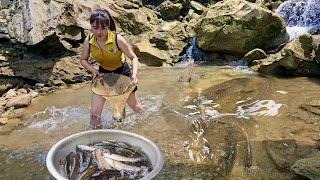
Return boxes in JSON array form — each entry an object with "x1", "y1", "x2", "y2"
[{"x1": 1, "y1": 66, "x2": 320, "y2": 179}]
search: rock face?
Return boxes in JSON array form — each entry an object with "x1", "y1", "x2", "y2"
[
  {"x1": 1, "y1": 0, "x2": 109, "y2": 46},
  {"x1": 195, "y1": 0, "x2": 289, "y2": 55},
  {"x1": 252, "y1": 34, "x2": 320, "y2": 76}
]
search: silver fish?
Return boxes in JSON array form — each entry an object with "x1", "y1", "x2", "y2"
[
  {"x1": 104, "y1": 157, "x2": 143, "y2": 172},
  {"x1": 103, "y1": 152, "x2": 142, "y2": 162}
]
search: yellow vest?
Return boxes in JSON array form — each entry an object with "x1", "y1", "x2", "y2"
[{"x1": 88, "y1": 31, "x2": 125, "y2": 71}]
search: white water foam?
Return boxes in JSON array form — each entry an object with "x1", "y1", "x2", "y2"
[
  {"x1": 236, "y1": 100, "x2": 282, "y2": 119},
  {"x1": 28, "y1": 105, "x2": 91, "y2": 133},
  {"x1": 286, "y1": 26, "x2": 309, "y2": 40}
]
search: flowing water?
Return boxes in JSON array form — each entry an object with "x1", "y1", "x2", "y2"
[
  {"x1": 276, "y1": 0, "x2": 320, "y2": 39},
  {"x1": 1, "y1": 66, "x2": 320, "y2": 179}
]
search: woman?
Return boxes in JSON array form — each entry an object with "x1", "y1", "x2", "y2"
[{"x1": 80, "y1": 9, "x2": 143, "y2": 129}]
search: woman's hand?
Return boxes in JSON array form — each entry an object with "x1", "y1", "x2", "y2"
[
  {"x1": 92, "y1": 69, "x2": 102, "y2": 79},
  {"x1": 131, "y1": 73, "x2": 138, "y2": 84}
]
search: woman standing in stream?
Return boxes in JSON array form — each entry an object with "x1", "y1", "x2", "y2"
[{"x1": 80, "y1": 9, "x2": 143, "y2": 129}]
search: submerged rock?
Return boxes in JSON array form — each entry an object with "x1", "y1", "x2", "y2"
[
  {"x1": 265, "y1": 139, "x2": 297, "y2": 170},
  {"x1": 291, "y1": 156, "x2": 320, "y2": 180}
]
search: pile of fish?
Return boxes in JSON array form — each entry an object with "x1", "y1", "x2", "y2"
[{"x1": 59, "y1": 140, "x2": 152, "y2": 180}]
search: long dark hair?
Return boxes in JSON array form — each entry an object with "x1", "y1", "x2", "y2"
[{"x1": 90, "y1": 9, "x2": 116, "y2": 32}]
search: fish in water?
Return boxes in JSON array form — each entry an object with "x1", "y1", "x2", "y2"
[
  {"x1": 225, "y1": 126, "x2": 238, "y2": 176},
  {"x1": 179, "y1": 59, "x2": 194, "y2": 83},
  {"x1": 202, "y1": 78, "x2": 250, "y2": 101},
  {"x1": 241, "y1": 128, "x2": 253, "y2": 173}
]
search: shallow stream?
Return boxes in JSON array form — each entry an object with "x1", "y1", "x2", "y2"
[{"x1": 1, "y1": 66, "x2": 320, "y2": 179}]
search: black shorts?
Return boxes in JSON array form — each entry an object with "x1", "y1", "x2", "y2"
[{"x1": 98, "y1": 62, "x2": 138, "y2": 92}]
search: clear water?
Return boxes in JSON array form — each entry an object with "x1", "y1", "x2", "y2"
[{"x1": 1, "y1": 66, "x2": 320, "y2": 179}]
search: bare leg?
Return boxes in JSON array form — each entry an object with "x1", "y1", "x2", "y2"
[
  {"x1": 127, "y1": 92, "x2": 143, "y2": 113},
  {"x1": 90, "y1": 93, "x2": 106, "y2": 129}
]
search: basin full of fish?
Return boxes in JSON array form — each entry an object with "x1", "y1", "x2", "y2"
[{"x1": 59, "y1": 140, "x2": 153, "y2": 179}]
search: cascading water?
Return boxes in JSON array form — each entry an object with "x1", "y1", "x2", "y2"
[
  {"x1": 275, "y1": 0, "x2": 320, "y2": 39},
  {"x1": 176, "y1": 37, "x2": 205, "y2": 67}
]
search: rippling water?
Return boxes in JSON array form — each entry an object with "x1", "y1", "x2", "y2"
[{"x1": 1, "y1": 66, "x2": 320, "y2": 179}]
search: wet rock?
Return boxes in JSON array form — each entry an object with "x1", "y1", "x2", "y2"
[
  {"x1": 244, "y1": 48, "x2": 267, "y2": 65},
  {"x1": 195, "y1": 0, "x2": 288, "y2": 55},
  {"x1": 265, "y1": 139, "x2": 297, "y2": 170},
  {"x1": 291, "y1": 156, "x2": 320, "y2": 180},
  {"x1": 252, "y1": 34, "x2": 320, "y2": 76},
  {"x1": 5, "y1": 94, "x2": 31, "y2": 109}
]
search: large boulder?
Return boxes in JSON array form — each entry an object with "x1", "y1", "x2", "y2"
[
  {"x1": 112, "y1": 5, "x2": 159, "y2": 35},
  {"x1": 150, "y1": 21, "x2": 189, "y2": 61},
  {"x1": 2, "y1": 0, "x2": 113, "y2": 46},
  {"x1": 252, "y1": 34, "x2": 320, "y2": 76},
  {"x1": 195, "y1": 0, "x2": 288, "y2": 55}
]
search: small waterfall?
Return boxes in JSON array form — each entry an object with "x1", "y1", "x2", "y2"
[
  {"x1": 276, "y1": 0, "x2": 320, "y2": 39},
  {"x1": 176, "y1": 37, "x2": 204, "y2": 67}
]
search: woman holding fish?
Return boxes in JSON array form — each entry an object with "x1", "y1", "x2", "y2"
[{"x1": 80, "y1": 9, "x2": 143, "y2": 129}]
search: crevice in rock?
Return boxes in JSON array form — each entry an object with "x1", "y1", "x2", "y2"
[{"x1": 26, "y1": 33, "x2": 69, "y2": 58}]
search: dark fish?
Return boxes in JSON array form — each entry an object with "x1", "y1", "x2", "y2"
[
  {"x1": 76, "y1": 166, "x2": 97, "y2": 180},
  {"x1": 242, "y1": 128, "x2": 253, "y2": 173},
  {"x1": 91, "y1": 169, "x2": 122, "y2": 179},
  {"x1": 202, "y1": 78, "x2": 250, "y2": 101},
  {"x1": 65, "y1": 152, "x2": 80, "y2": 180},
  {"x1": 59, "y1": 160, "x2": 68, "y2": 178},
  {"x1": 225, "y1": 126, "x2": 238, "y2": 176}
]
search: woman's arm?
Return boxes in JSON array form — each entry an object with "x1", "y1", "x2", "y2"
[
  {"x1": 80, "y1": 37, "x2": 100, "y2": 79},
  {"x1": 117, "y1": 34, "x2": 139, "y2": 84}
]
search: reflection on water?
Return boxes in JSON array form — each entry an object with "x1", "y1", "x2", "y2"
[{"x1": 1, "y1": 66, "x2": 320, "y2": 179}]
